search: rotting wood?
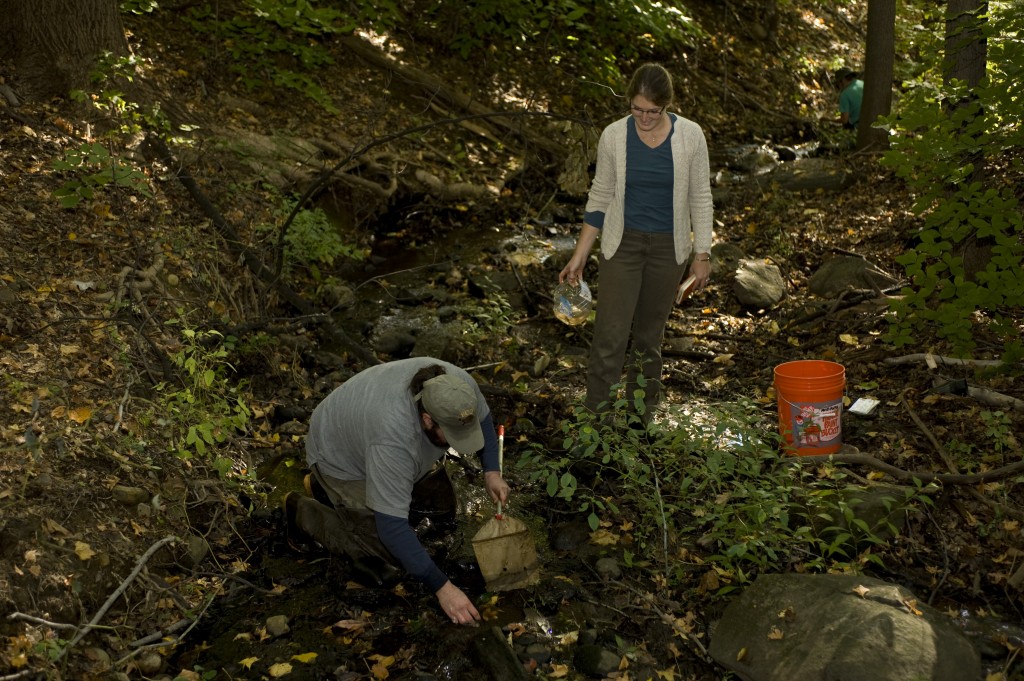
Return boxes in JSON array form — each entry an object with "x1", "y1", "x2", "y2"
[{"x1": 472, "y1": 625, "x2": 529, "y2": 681}]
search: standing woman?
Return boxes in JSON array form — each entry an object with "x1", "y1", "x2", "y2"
[{"x1": 560, "y1": 63, "x2": 713, "y2": 420}]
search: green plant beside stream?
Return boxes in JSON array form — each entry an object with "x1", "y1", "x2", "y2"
[
  {"x1": 158, "y1": 324, "x2": 252, "y2": 477},
  {"x1": 519, "y1": 389, "x2": 934, "y2": 592}
]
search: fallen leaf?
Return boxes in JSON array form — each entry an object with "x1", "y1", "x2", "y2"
[
  {"x1": 239, "y1": 657, "x2": 258, "y2": 669},
  {"x1": 736, "y1": 647, "x2": 748, "y2": 662},
  {"x1": 331, "y1": 619, "x2": 368, "y2": 634},
  {"x1": 268, "y1": 662, "x2": 292, "y2": 677},
  {"x1": 291, "y1": 652, "x2": 317, "y2": 664},
  {"x1": 369, "y1": 653, "x2": 394, "y2": 680},
  {"x1": 839, "y1": 334, "x2": 859, "y2": 345},
  {"x1": 547, "y1": 663, "x2": 570, "y2": 678},
  {"x1": 903, "y1": 599, "x2": 922, "y2": 616},
  {"x1": 589, "y1": 529, "x2": 619, "y2": 546},
  {"x1": 69, "y1": 407, "x2": 93, "y2": 424},
  {"x1": 853, "y1": 584, "x2": 871, "y2": 598},
  {"x1": 767, "y1": 627, "x2": 784, "y2": 640},
  {"x1": 656, "y1": 668, "x2": 677, "y2": 680},
  {"x1": 74, "y1": 541, "x2": 96, "y2": 561},
  {"x1": 43, "y1": 518, "x2": 71, "y2": 536}
]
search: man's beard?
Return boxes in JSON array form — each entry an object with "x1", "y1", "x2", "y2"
[{"x1": 424, "y1": 423, "x2": 446, "y2": 447}]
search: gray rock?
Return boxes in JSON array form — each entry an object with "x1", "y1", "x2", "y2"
[
  {"x1": 266, "y1": 614, "x2": 290, "y2": 638},
  {"x1": 709, "y1": 573, "x2": 980, "y2": 681},
  {"x1": 808, "y1": 256, "x2": 900, "y2": 298},
  {"x1": 111, "y1": 485, "x2": 150, "y2": 506},
  {"x1": 763, "y1": 158, "x2": 857, "y2": 192},
  {"x1": 733, "y1": 259, "x2": 786, "y2": 309},
  {"x1": 594, "y1": 557, "x2": 621, "y2": 580},
  {"x1": 524, "y1": 642, "x2": 552, "y2": 665},
  {"x1": 373, "y1": 329, "x2": 416, "y2": 358},
  {"x1": 710, "y1": 243, "x2": 746, "y2": 277},
  {"x1": 573, "y1": 644, "x2": 620, "y2": 677}
]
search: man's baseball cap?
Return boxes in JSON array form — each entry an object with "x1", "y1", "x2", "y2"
[{"x1": 418, "y1": 374, "x2": 484, "y2": 454}]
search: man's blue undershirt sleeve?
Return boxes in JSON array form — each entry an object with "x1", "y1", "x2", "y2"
[{"x1": 375, "y1": 512, "x2": 448, "y2": 592}]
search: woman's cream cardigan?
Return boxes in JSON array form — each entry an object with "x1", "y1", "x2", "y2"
[{"x1": 584, "y1": 114, "x2": 714, "y2": 265}]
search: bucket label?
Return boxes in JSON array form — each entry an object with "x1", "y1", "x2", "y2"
[{"x1": 790, "y1": 401, "x2": 842, "y2": 447}]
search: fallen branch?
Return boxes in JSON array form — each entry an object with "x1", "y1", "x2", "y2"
[
  {"x1": 789, "y1": 449, "x2": 1024, "y2": 485},
  {"x1": 965, "y1": 385, "x2": 1024, "y2": 411},
  {"x1": 883, "y1": 353, "x2": 1006, "y2": 368},
  {"x1": 141, "y1": 134, "x2": 380, "y2": 369},
  {"x1": 6, "y1": 612, "x2": 81, "y2": 631},
  {"x1": 58, "y1": 535, "x2": 178, "y2": 661}
]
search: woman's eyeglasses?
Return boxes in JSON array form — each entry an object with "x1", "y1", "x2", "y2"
[{"x1": 630, "y1": 105, "x2": 664, "y2": 117}]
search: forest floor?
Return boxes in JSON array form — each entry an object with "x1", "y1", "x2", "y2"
[{"x1": 1, "y1": 2, "x2": 1023, "y2": 681}]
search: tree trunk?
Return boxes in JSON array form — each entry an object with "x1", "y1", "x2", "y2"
[
  {"x1": 944, "y1": 0, "x2": 988, "y2": 87},
  {"x1": 856, "y1": 0, "x2": 896, "y2": 152},
  {"x1": 1, "y1": 0, "x2": 129, "y2": 101}
]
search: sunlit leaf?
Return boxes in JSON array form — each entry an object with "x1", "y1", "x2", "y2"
[
  {"x1": 292, "y1": 652, "x2": 318, "y2": 664},
  {"x1": 74, "y1": 541, "x2": 96, "y2": 560},
  {"x1": 69, "y1": 407, "x2": 93, "y2": 424},
  {"x1": 268, "y1": 662, "x2": 292, "y2": 677},
  {"x1": 588, "y1": 529, "x2": 619, "y2": 546},
  {"x1": 547, "y1": 663, "x2": 570, "y2": 678}
]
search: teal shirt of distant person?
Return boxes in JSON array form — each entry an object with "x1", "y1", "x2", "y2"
[{"x1": 836, "y1": 68, "x2": 863, "y2": 129}]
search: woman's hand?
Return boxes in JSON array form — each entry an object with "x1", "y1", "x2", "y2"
[
  {"x1": 559, "y1": 224, "x2": 600, "y2": 284},
  {"x1": 691, "y1": 254, "x2": 712, "y2": 288}
]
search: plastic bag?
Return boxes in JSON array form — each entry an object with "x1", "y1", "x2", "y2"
[{"x1": 553, "y1": 279, "x2": 592, "y2": 326}]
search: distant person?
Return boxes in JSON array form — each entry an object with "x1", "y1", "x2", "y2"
[
  {"x1": 835, "y1": 67, "x2": 863, "y2": 129},
  {"x1": 284, "y1": 357, "x2": 510, "y2": 626},
  {"x1": 559, "y1": 63, "x2": 713, "y2": 422}
]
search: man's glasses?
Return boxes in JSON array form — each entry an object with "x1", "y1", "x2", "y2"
[{"x1": 630, "y1": 105, "x2": 664, "y2": 117}]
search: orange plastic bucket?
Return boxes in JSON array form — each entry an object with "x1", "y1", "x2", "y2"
[{"x1": 774, "y1": 360, "x2": 845, "y2": 456}]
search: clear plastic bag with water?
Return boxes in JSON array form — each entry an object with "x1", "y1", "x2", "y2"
[{"x1": 553, "y1": 279, "x2": 592, "y2": 326}]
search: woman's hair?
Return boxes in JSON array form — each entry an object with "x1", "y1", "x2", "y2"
[
  {"x1": 626, "y1": 63, "x2": 674, "y2": 109},
  {"x1": 410, "y1": 364, "x2": 446, "y2": 413}
]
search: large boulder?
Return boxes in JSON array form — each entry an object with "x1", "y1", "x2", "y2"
[{"x1": 709, "y1": 573, "x2": 980, "y2": 681}]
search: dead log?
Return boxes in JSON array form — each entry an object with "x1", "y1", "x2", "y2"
[
  {"x1": 339, "y1": 35, "x2": 566, "y2": 159},
  {"x1": 472, "y1": 625, "x2": 529, "y2": 681}
]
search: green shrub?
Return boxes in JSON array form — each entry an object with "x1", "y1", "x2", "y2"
[
  {"x1": 158, "y1": 325, "x2": 252, "y2": 476},
  {"x1": 880, "y1": 5, "x2": 1024, "y2": 358},
  {"x1": 256, "y1": 197, "x2": 368, "y2": 283},
  {"x1": 518, "y1": 390, "x2": 934, "y2": 589}
]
